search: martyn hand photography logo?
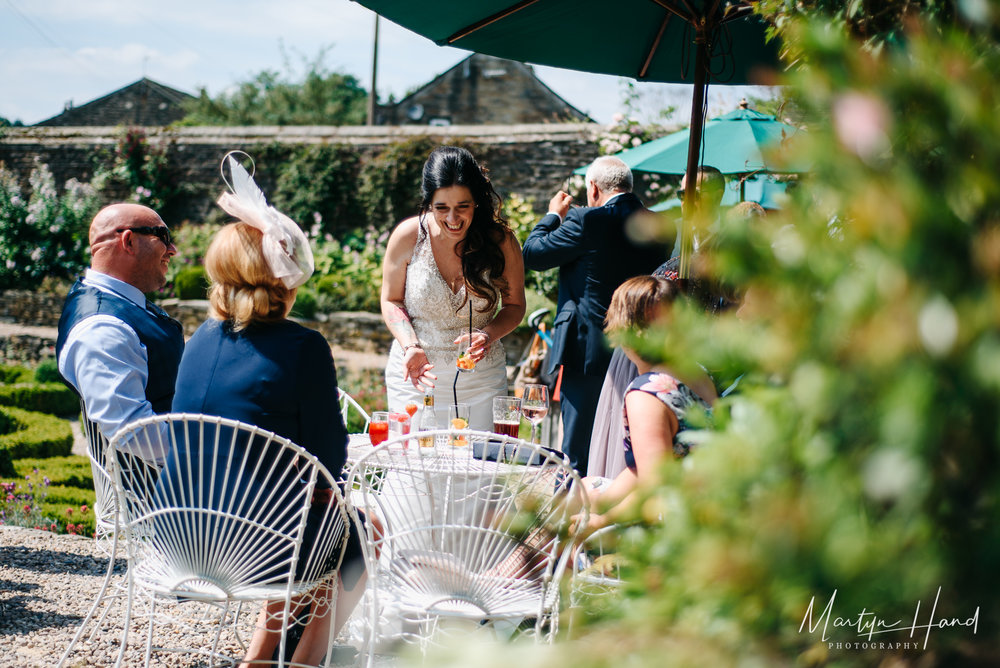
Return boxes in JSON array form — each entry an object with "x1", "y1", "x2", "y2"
[{"x1": 799, "y1": 588, "x2": 979, "y2": 651}]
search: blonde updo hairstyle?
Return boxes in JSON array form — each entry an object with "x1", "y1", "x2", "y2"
[{"x1": 206, "y1": 222, "x2": 293, "y2": 331}]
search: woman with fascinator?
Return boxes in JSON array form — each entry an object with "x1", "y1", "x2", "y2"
[
  {"x1": 381, "y1": 146, "x2": 526, "y2": 428},
  {"x1": 162, "y1": 154, "x2": 372, "y2": 666}
]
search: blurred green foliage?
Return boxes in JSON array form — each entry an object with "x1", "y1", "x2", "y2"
[
  {"x1": 431, "y1": 7, "x2": 1000, "y2": 668},
  {"x1": 33, "y1": 359, "x2": 61, "y2": 384}
]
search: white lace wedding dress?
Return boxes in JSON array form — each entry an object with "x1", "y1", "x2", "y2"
[{"x1": 385, "y1": 221, "x2": 507, "y2": 430}]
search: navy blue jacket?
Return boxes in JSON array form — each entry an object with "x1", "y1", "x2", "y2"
[
  {"x1": 522, "y1": 192, "x2": 666, "y2": 377},
  {"x1": 170, "y1": 318, "x2": 348, "y2": 479}
]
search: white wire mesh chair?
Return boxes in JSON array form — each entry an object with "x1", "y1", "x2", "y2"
[
  {"x1": 106, "y1": 413, "x2": 352, "y2": 667},
  {"x1": 569, "y1": 524, "x2": 627, "y2": 605},
  {"x1": 346, "y1": 429, "x2": 588, "y2": 665},
  {"x1": 339, "y1": 388, "x2": 370, "y2": 433},
  {"x1": 58, "y1": 401, "x2": 126, "y2": 666}
]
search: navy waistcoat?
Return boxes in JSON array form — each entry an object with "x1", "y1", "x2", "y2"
[{"x1": 56, "y1": 279, "x2": 184, "y2": 414}]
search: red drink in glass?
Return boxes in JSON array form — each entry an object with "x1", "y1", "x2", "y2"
[{"x1": 368, "y1": 421, "x2": 389, "y2": 446}]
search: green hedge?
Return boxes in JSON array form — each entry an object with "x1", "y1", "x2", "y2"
[
  {"x1": 0, "y1": 365, "x2": 33, "y2": 384},
  {"x1": 0, "y1": 448, "x2": 12, "y2": 477},
  {"x1": 0, "y1": 382, "x2": 79, "y2": 416},
  {"x1": 0, "y1": 406, "x2": 73, "y2": 460},
  {"x1": 174, "y1": 265, "x2": 210, "y2": 300}
]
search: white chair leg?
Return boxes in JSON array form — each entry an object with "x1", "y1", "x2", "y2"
[{"x1": 57, "y1": 532, "x2": 120, "y2": 666}]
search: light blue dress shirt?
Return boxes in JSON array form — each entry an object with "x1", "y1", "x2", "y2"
[{"x1": 57, "y1": 269, "x2": 166, "y2": 463}]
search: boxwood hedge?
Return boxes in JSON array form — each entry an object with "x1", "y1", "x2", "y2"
[
  {"x1": 0, "y1": 383, "x2": 79, "y2": 416},
  {"x1": 0, "y1": 406, "x2": 73, "y2": 460}
]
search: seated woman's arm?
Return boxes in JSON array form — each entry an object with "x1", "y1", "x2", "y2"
[{"x1": 588, "y1": 390, "x2": 679, "y2": 528}]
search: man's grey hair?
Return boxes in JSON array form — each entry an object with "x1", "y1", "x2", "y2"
[{"x1": 585, "y1": 156, "x2": 633, "y2": 194}]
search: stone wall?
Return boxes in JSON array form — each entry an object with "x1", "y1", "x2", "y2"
[
  {"x1": 0, "y1": 124, "x2": 601, "y2": 224},
  {"x1": 0, "y1": 291, "x2": 530, "y2": 370}
]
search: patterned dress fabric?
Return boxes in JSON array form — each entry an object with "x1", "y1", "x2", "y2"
[{"x1": 622, "y1": 371, "x2": 711, "y2": 472}]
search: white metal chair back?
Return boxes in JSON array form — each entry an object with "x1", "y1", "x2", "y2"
[
  {"x1": 107, "y1": 413, "x2": 351, "y2": 666},
  {"x1": 347, "y1": 429, "x2": 587, "y2": 662},
  {"x1": 339, "y1": 388, "x2": 370, "y2": 433},
  {"x1": 79, "y1": 401, "x2": 117, "y2": 546}
]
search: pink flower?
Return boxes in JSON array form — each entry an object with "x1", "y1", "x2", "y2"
[
  {"x1": 640, "y1": 373, "x2": 680, "y2": 395},
  {"x1": 66, "y1": 508, "x2": 73, "y2": 516},
  {"x1": 23, "y1": 505, "x2": 31, "y2": 513},
  {"x1": 832, "y1": 92, "x2": 891, "y2": 161},
  {"x1": 80, "y1": 505, "x2": 88, "y2": 514},
  {"x1": 50, "y1": 523, "x2": 57, "y2": 531}
]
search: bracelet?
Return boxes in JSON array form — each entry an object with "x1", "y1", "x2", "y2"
[{"x1": 402, "y1": 342, "x2": 422, "y2": 353}]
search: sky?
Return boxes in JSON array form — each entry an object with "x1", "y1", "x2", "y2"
[{"x1": 1, "y1": 0, "x2": 776, "y2": 127}]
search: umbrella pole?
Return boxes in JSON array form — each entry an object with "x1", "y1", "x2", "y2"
[{"x1": 680, "y1": 28, "x2": 709, "y2": 280}]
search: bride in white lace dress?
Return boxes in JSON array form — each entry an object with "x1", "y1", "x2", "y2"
[{"x1": 381, "y1": 147, "x2": 526, "y2": 430}]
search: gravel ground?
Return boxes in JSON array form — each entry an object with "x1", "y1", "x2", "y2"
[{"x1": 0, "y1": 526, "x2": 370, "y2": 667}]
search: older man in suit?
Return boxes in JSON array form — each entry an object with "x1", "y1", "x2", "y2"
[{"x1": 522, "y1": 156, "x2": 666, "y2": 474}]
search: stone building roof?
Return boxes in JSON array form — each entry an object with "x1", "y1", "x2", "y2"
[
  {"x1": 380, "y1": 54, "x2": 591, "y2": 126},
  {"x1": 35, "y1": 77, "x2": 194, "y2": 127}
]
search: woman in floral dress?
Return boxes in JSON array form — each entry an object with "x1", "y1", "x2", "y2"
[{"x1": 584, "y1": 275, "x2": 717, "y2": 528}]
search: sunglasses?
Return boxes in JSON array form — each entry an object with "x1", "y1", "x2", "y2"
[{"x1": 117, "y1": 226, "x2": 173, "y2": 246}]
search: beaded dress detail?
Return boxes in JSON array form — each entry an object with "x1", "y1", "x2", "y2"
[{"x1": 402, "y1": 220, "x2": 504, "y2": 368}]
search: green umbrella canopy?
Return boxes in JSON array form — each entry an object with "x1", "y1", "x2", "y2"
[
  {"x1": 576, "y1": 106, "x2": 807, "y2": 176},
  {"x1": 650, "y1": 175, "x2": 788, "y2": 211},
  {"x1": 350, "y1": 1, "x2": 780, "y2": 85}
]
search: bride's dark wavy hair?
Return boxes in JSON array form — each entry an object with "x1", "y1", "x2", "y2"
[{"x1": 419, "y1": 146, "x2": 509, "y2": 313}]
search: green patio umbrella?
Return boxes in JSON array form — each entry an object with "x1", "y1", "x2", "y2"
[
  {"x1": 349, "y1": 0, "x2": 783, "y2": 277},
  {"x1": 650, "y1": 175, "x2": 788, "y2": 211},
  {"x1": 576, "y1": 104, "x2": 806, "y2": 178}
]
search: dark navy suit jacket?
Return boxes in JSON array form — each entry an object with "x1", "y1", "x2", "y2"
[{"x1": 522, "y1": 192, "x2": 666, "y2": 377}]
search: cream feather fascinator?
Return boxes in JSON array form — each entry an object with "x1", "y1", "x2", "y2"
[{"x1": 217, "y1": 151, "x2": 314, "y2": 289}]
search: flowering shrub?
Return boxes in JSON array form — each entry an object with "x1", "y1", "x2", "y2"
[
  {"x1": 589, "y1": 82, "x2": 675, "y2": 205},
  {"x1": 90, "y1": 127, "x2": 179, "y2": 215},
  {"x1": 312, "y1": 225, "x2": 388, "y2": 313},
  {"x1": 0, "y1": 467, "x2": 94, "y2": 535},
  {"x1": 0, "y1": 160, "x2": 99, "y2": 289}
]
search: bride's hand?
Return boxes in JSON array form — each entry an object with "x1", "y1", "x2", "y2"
[
  {"x1": 403, "y1": 346, "x2": 436, "y2": 390},
  {"x1": 453, "y1": 330, "x2": 491, "y2": 363}
]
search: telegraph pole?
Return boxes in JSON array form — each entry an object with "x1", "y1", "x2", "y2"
[{"x1": 367, "y1": 14, "x2": 380, "y2": 126}]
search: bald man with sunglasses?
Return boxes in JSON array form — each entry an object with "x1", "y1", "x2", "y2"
[{"x1": 56, "y1": 204, "x2": 184, "y2": 467}]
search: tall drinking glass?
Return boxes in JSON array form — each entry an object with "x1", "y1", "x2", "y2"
[
  {"x1": 368, "y1": 411, "x2": 389, "y2": 446},
  {"x1": 520, "y1": 384, "x2": 549, "y2": 444},
  {"x1": 448, "y1": 403, "x2": 470, "y2": 447},
  {"x1": 388, "y1": 412, "x2": 411, "y2": 449},
  {"x1": 492, "y1": 396, "x2": 522, "y2": 437}
]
